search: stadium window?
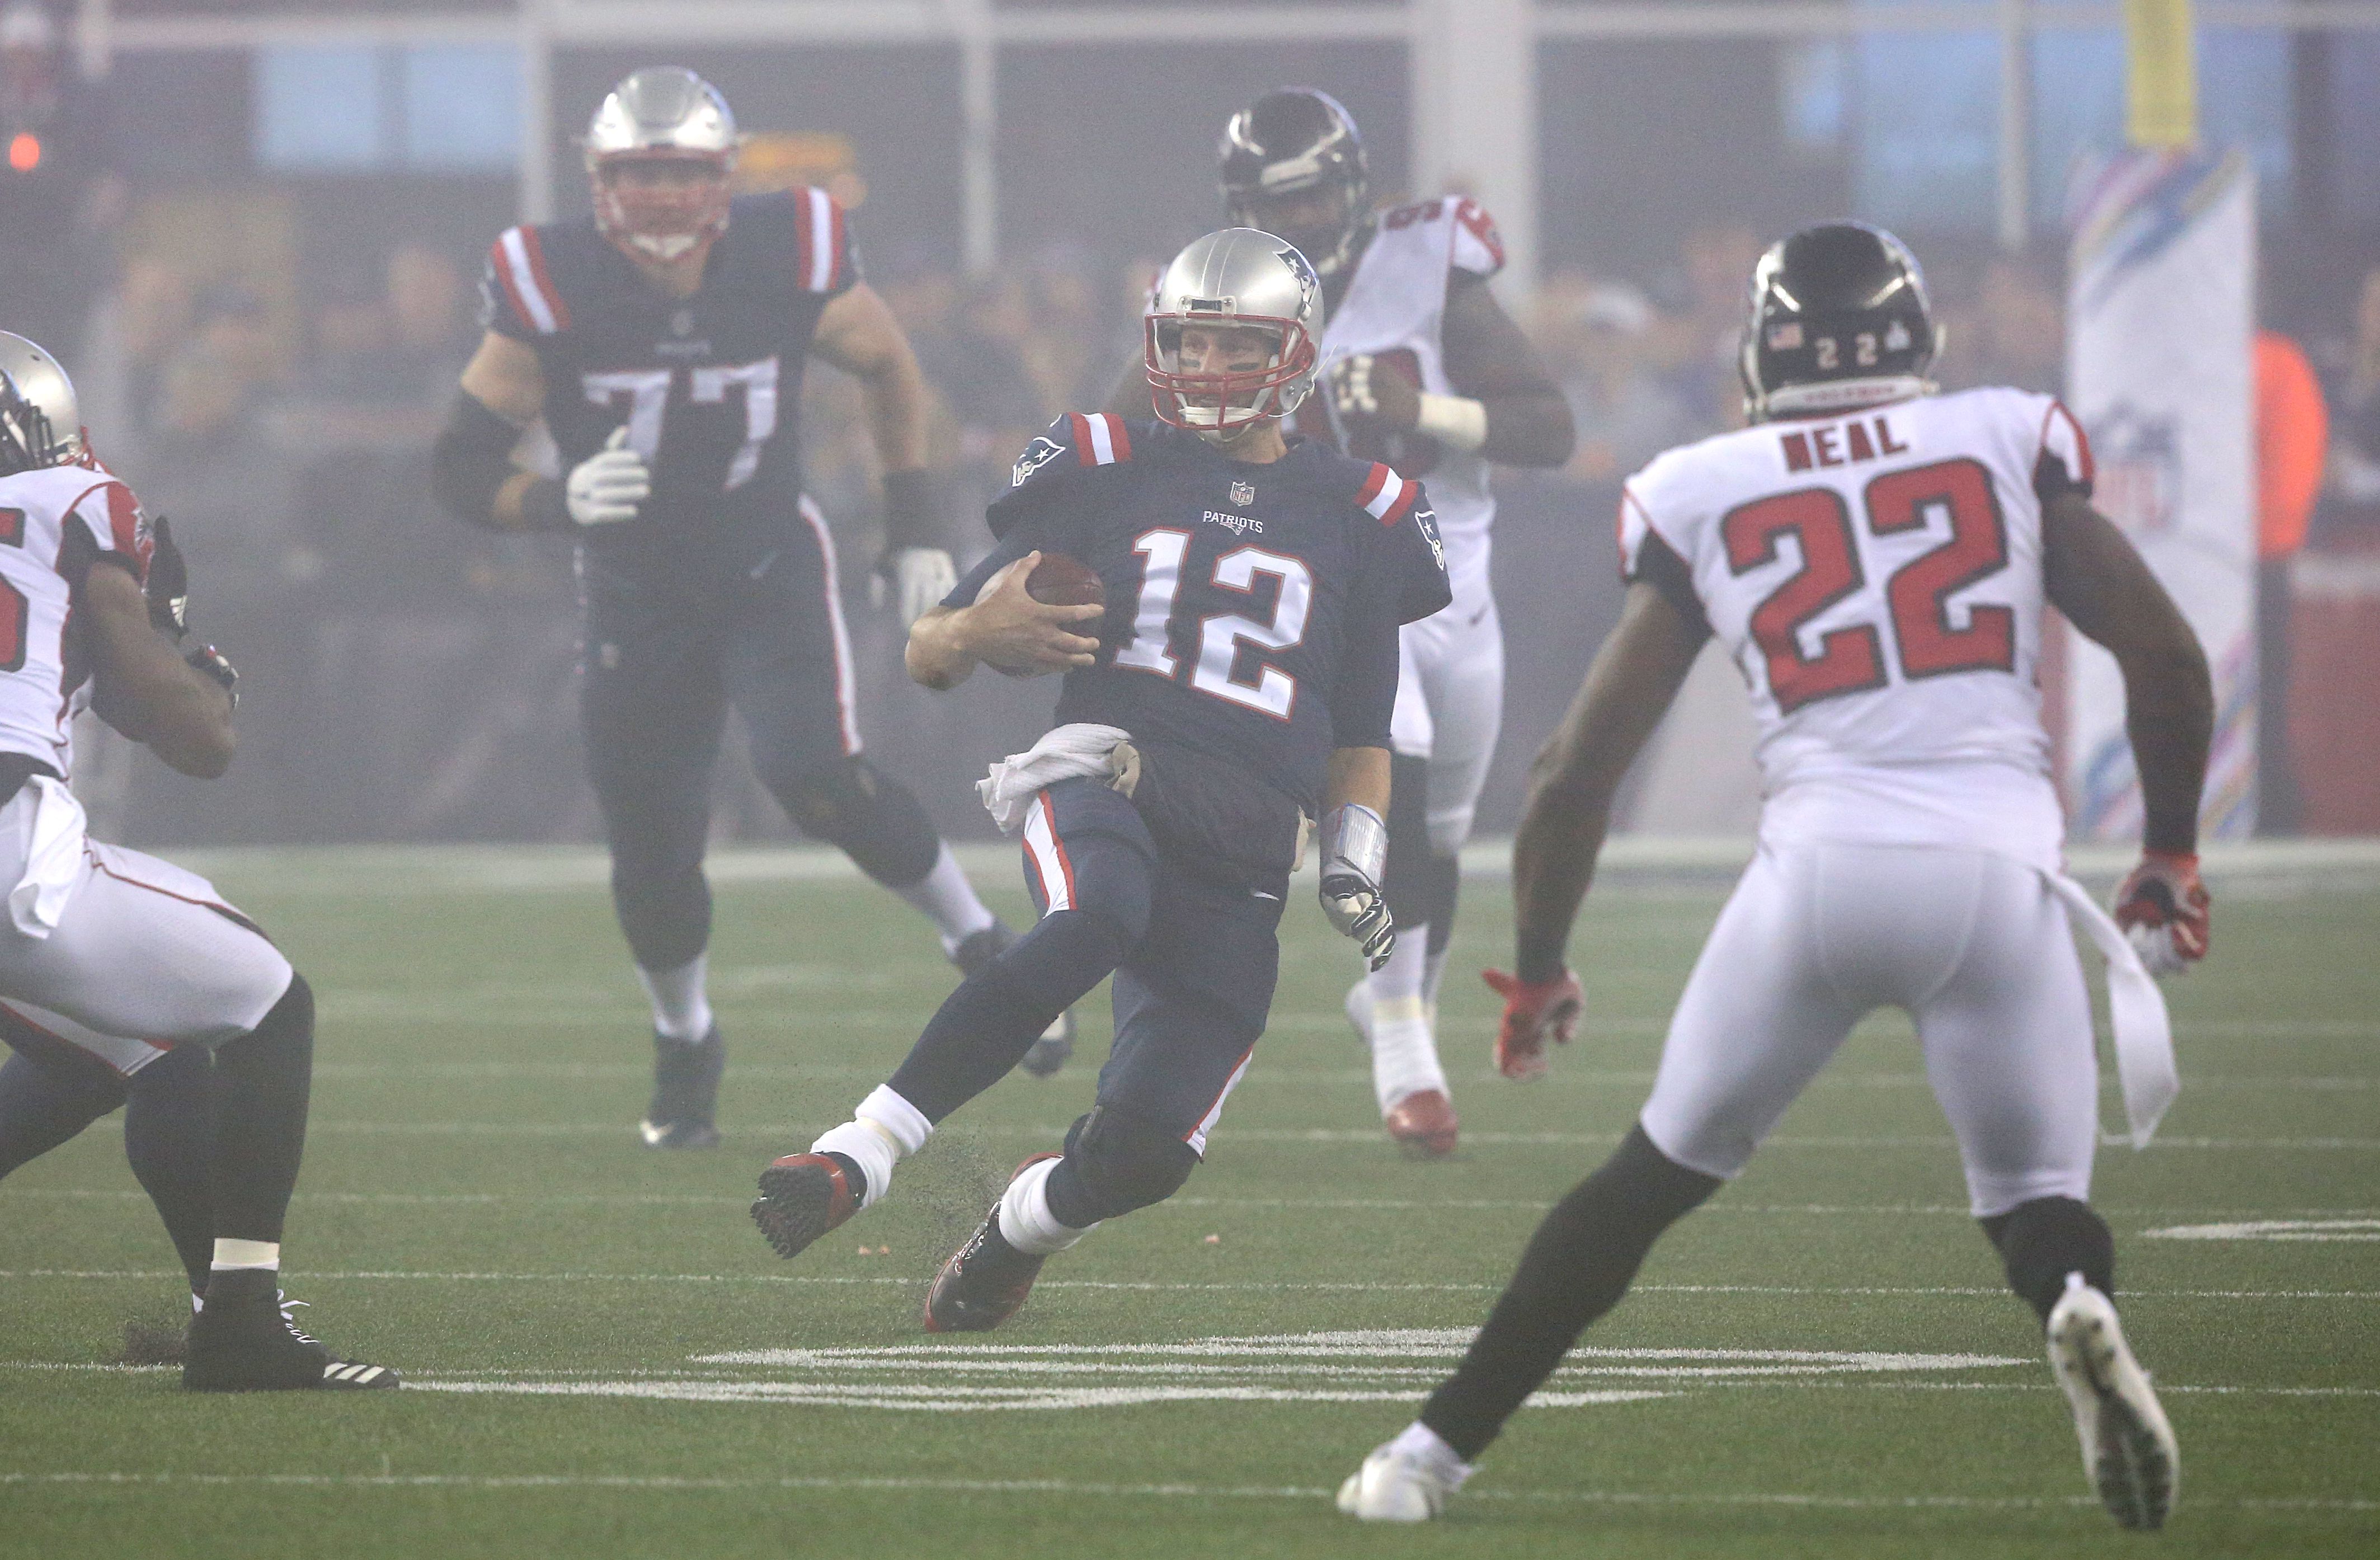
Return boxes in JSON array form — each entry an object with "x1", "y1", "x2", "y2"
[
  {"x1": 1852, "y1": 24, "x2": 2001, "y2": 233},
  {"x1": 255, "y1": 43, "x2": 519, "y2": 173},
  {"x1": 399, "y1": 44, "x2": 521, "y2": 171},
  {"x1": 1777, "y1": 39, "x2": 1848, "y2": 162},
  {"x1": 255, "y1": 43, "x2": 387, "y2": 171}
]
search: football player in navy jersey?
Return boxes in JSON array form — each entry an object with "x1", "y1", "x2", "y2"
[
  {"x1": 432, "y1": 68, "x2": 1067, "y2": 1150},
  {"x1": 750, "y1": 229, "x2": 1452, "y2": 1331}
]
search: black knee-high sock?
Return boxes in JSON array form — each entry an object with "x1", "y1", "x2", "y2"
[
  {"x1": 1419, "y1": 1125, "x2": 1720, "y2": 1461},
  {"x1": 887, "y1": 912, "x2": 1127, "y2": 1122},
  {"x1": 0, "y1": 1047, "x2": 125, "y2": 1177},
  {"x1": 1980, "y1": 1196, "x2": 2115, "y2": 1326},
  {"x1": 207, "y1": 976, "x2": 314, "y2": 1248},
  {"x1": 124, "y1": 1046, "x2": 219, "y2": 1295}
]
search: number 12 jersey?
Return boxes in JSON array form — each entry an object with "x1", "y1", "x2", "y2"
[{"x1": 1618, "y1": 387, "x2": 2095, "y2": 870}]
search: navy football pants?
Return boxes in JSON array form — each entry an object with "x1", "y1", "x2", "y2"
[
  {"x1": 578, "y1": 500, "x2": 939, "y2": 972},
  {"x1": 888, "y1": 777, "x2": 1281, "y2": 1152}
]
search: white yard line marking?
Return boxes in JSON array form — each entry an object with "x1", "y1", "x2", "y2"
[
  {"x1": 2142, "y1": 1219, "x2": 2380, "y2": 1242},
  {"x1": 5, "y1": 1270, "x2": 2376, "y2": 1299},
  {"x1": 0, "y1": 1469, "x2": 2368, "y2": 1512},
  {"x1": 276, "y1": 1121, "x2": 2380, "y2": 1151}
]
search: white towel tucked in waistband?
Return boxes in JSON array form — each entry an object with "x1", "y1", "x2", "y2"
[
  {"x1": 2042, "y1": 869, "x2": 2179, "y2": 1150},
  {"x1": 977, "y1": 723, "x2": 1138, "y2": 836},
  {"x1": 6, "y1": 774, "x2": 88, "y2": 940}
]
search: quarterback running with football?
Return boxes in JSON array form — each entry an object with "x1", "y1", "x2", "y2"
[
  {"x1": 432, "y1": 68, "x2": 1068, "y2": 1150},
  {"x1": 752, "y1": 228, "x2": 1450, "y2": 1330},
  {"x1": 1135, "y1": 89, "x2": 1574, "y2": 1156},
  {"x1": 1339, "y1": 224, "x2": 2209, "y2": 1530},
  {"x1": 0, "y1": 332, "x2": 395, "y2": 1390}
]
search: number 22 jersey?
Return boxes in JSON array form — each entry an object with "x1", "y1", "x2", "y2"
[
  {"x1": 950, "y1": 414, "x2": 1454, "y2": 815},
  {"x1": 1618, "y1": 387, "x2": 2095, "y2": 871}
]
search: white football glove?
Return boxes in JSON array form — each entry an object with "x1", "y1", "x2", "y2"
[
  {"x1": 566, "y1": 426, "x2": 651, "y2": 527},
  {"x1": 1318, "y1": 802, "x2": 1395, "y2": 972},
  {"x1": 872, "y1": 547, "x2": 957, "y2": 627}
]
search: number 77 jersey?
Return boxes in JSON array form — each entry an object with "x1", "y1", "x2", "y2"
[{"x1": 1619, "y1": 386, "x2": 2095, "y2": 868}]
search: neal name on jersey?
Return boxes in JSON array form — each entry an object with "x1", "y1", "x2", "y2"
[
  {"x1": 952, "y1": 413, "x2": 1452, "y2": 816},
  {"x1": 1619, "y1": 386, "x2": 2095, "y2": 870}
]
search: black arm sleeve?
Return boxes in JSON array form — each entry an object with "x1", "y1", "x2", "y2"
[
  {"x1": 1624, "y1": 530, "x2": 1712, "y2": 642},
  {"x1": 431, "y1": 392, "x2": 562, "y2": 532}
]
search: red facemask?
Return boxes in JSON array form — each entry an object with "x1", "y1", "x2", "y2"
[
  {"x1": 591, "y1": 153, "x2": 732, "y2": 264},
  {"x1": 1144, "y1": 314, "x2": 1315, "y2": 438}
]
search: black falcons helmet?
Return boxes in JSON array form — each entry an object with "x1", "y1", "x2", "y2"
[
  {"x1": 1739, "y1": 222, "x2": 1942, "y2": 423},
  {"x1": 1218, "y1": 88, "x2": 1368, "y2": 281}
]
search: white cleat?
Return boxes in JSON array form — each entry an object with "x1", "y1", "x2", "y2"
[
  {"x1": 1335, "y1": 1434, "x2": 1471, "y2": 1523},
  {"x1": 2046, "y1": 1274, "x2": 2179, "y2": 1530}
]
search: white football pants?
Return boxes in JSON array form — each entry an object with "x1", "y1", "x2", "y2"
[
  {"x1": 0, "y1": 788, "x2": 292, "y2": 1075},
  {"x1": 1639, "y1": 842, "x2": 2098, "y2": 1218},
  {"x1": 1387, "y1": 571, "x2": 1503, "y2": 855}
]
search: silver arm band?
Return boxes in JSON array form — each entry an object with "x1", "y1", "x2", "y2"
[{"x1": 1319, "y1": 802, "x2": 1388, "y2": 884}]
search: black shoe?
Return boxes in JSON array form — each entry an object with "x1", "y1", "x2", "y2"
[
  {"x1": 924, "y1": 1154, "x2": 1060, "y2": 1333},
  {"x1": 751, "y1": 1152, "x2": 860, "y2": 1260},
  {"x1": 641, "y1": 1026, "x2": 724, "y2": 1149},
  {"x1": 184, "y1": 1271, "x2": 399, "y2": 1392},
  {"x1": 952, "y1": 925, "x2": 1076, "y2": 1078}
]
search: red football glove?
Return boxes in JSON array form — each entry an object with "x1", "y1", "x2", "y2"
[
  {"x1": 2111, "y1": 851, "x2": 2209, "y2": 976},
  {"x1": 1482, "y1": 968, "x2": 1584, "y2": 1081}
]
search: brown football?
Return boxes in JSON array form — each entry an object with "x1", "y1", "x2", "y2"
[{"x1": 1026, "y1": 552, "x2": 1106, "y2": 608}]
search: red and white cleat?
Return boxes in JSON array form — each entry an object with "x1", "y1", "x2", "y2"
[
  {"x1": 750, "y1": 1152, "x2": 859, "y2": 1260},
  {"x1": 1384, "y1": 1089, "x2": 1458, "y2": 1159}
]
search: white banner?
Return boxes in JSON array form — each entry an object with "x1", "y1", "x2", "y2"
[{"x1": 2064, "y1": 147, "x2": 2259, "y2": 840}]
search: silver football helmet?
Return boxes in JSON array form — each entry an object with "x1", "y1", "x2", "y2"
[
  {"x1": 1144, "y1": 228, "x2": 1325, "y2": 443},
  {"x1": 582, "y1": 67, "x2": 740, "y2": 261},
  {"x1": 0, "y1": 331, "x2": 81, "y2": 476}
]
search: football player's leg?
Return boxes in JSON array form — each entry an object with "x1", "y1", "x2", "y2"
[
  {"x1": 759, "y1": 782, "x2": 1153, "y2": 1258},
  {"x1": 1415, "y1": 591, "x2": 1505, "y2": 1011},
  {"x1": 728, "y1": 504, "x2": 998, "y2": 956},
  {"x1": 1385, "y1": 851, "x2": 1854, "y2": 1471},
  {"x1": 0, "y1": 1025, "x2": 126, "y2": 1177},
  {"x1": 925, "y1": 867, "x2": 1277, "y2": 1331},
  {"x1": 0, "y1": 1003, "x2": 214, "y2": 1301},
  {"x1": 0, "y1": 840, "x2": 390, "y2": 1387},
  {"x1": 122, "y1": 1044, "x2": 220, "y2": 1302},
  {"x1": 1357, "y1": 623, "x2": 1452, "y2": 1134},
  {"x1": 584, "y1": 616, "x2": 730, "y2": 1145},
  {"x1": 1916, "y1": 857, "x2": 2169, "y2": 1526}
]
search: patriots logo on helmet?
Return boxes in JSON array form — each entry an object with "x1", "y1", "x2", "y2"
[{"x1": 1012, "y1": 436, "x2": 1066, "y2": 488}]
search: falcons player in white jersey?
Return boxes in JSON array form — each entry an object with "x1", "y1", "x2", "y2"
[
  {"x1": 0, "y1": 333, "x2": 396, "y2": 1390},
  {"x1": 1111, "y1": 88, "x2": 1573, "y2": 1155},
  {"x1": 1341, "y1": 225, "x2": 2209, "y2": 1529}
]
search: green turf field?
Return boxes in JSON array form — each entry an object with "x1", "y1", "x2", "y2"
[{"x1": 2, "y1": 844, "x2": 2374, "y2": 1558}]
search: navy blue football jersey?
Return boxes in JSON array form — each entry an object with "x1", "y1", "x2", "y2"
[
  {"x1": 481, "y1": 188, "x2": 855, "y2": 577},
  {"x1": 948, "y1": 414, "x2": 1452, "y2": 812}
]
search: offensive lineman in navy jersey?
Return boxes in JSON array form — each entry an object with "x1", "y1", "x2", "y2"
[
  {"x1": 431, "y1": 69, "x2": 1066, "y2": 1150},
  {"x1": 750, "y1": 229, "x2": 1451, "y2": 1331}
]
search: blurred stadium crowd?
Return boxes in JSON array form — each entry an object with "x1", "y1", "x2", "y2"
[{"x1": 0, "y1": 3, "x2": 2372, "y2": 848}]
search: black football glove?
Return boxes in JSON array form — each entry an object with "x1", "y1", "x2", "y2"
[
  {"x1": 145, "y1": 515, "x2": 190, "y2": 641},
  {"x1": 186, "y1": 643, "x2": 238, "y2": 711}
]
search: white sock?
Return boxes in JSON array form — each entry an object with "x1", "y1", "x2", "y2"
[
  {"x1": 1387, "y1": 1420, "x2": 1475, "y2": 1483},
  {"x1": 810, "y1": 1085, "x2": 933, "y2": 1208},
  {"x1": 636, "y1": 955, "x2": 714, "y2": 1042},
  {"x1": 896, "y1": 844, "x2": 998, "y2": 957},
  {"x1": 210, "y1": 1238, "x2": 279, "y2": 1272},
  {"x1": 996, "y1": 1155, "x2": 1097, "y2": 1256},
  {"x1": 1367, "y1": 929, "x2": 1447, "y2": 1112},
  {"x1": 1422, "y1": 942, "x2": 1452, "y2": 1011}
]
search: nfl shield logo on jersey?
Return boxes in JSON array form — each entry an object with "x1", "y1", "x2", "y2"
[{"x1": 1231, "y1": 478, "x2": 1257, "y2": 508}]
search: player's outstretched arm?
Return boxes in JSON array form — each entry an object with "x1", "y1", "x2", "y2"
[
  {"x1": 1438, "y1": 275, "x2": 1575, "y2": 468},
  {"x1": 1510, "y1": 581, "x2": 1705, "y2": 978},
  {"x1": 905, "y1": 552, "x2": 1102, "y2": 690},
  {"x1": 2042, "y1": 490, "x2": 2213, "y2": 859},
  {"x1": 83, "y1": 562, "x2": 236, "y2": 779}
]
